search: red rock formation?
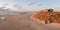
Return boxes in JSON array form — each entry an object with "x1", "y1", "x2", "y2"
[{"x1": 31, "y1": 9, "x2": 60, "y2": 24}]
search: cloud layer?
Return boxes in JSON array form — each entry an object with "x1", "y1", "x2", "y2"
[{"x1": 0, "y1": 0, "x2": 60, "y2": 11}]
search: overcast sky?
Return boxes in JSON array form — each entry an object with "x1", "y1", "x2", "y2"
[{"x1": 0, "y1": 0, "x2": 60, "y2": 11}]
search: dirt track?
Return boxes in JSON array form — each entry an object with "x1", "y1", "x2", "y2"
[
  {"x1": 0, "y1": 14, "x2": 60, "y2": 30},
  {"x1": 0, "y1": 14, "x2": 48, "y2": 30}
]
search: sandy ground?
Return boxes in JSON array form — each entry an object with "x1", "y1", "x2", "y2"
[{"x1": 0, "y1": 14, "x2": 60, "y2": 30}]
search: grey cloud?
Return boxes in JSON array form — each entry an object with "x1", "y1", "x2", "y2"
[
  {"x1": 13, "y1": 4, "x2": 22, "y2": 9},
  {"x1": 37, "y1": 4, "x2": 43, "y2": 6},
  {"x1": 28, "y1": 2, "x2": 37, "y2": 6},
  {"x1": 0, "y1": 3, "x2": 8, "y2": 9},
  {"x1": 28, "y1": 2, "x2": 43, "y2": 6}
]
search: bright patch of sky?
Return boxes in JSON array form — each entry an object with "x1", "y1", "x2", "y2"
[{"x1": 0, "y1": 0, "x2": 60, "y2": 11}]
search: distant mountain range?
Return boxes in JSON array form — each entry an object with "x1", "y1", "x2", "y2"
[
  {"x1": 0, "y1": 8, "x2": 20, "y2": 15},
  {"x1": 0, "y1": 8, "x2": 36, "y2": 15}
]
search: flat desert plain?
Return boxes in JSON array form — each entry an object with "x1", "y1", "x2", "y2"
[{"x1": 0, "y1": 14, "x2": 60, "y2": 30}]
